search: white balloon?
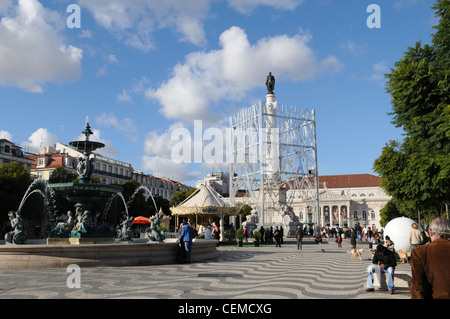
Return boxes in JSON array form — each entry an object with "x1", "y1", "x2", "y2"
[{"x1": 384, "y1": 217, "x2": 421, "y2": 251}]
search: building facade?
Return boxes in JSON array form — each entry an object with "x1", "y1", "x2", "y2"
[
  {"x1": 0, "y1": 139, "x2": 34, "y2": 172},
  {"x1": 207, "y1": 173, "x2": 390, "y2": 231},
  {"x1": 27, "y1": 143, "x2": 191, "y2": 202},
  {"x1": 132, "y1": 171, "x2": 191, "y2": 201},
  {"x1": 28, "y1": 143, "x2": 133, "y2": 184},
  {"x1": 288, "y1": 174, "x2": 390, "y2": 231}
]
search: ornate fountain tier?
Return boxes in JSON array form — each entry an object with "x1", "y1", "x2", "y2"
[
  {"x1": 69, "y1": 140, "x2": 105, "y2": 153},
  {"x1": 46, "y1": 120, "x2": 124, "y2": 242},
  {"x1": 47, "y1": 182, "x2": 123, "y2": 204},
  {"x1": 48, "y1": 120, "x2": 123, "y2": 204}
]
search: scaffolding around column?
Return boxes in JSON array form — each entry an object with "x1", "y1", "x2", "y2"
[{"x1": 229, "y1": 95, "x2": 320, "y2": 228}]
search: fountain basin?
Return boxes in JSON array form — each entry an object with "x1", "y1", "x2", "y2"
[
  {"x1": 47, "y1": 182, "x2": 123, "y2": 203},
  {"x1": 0, "y1": 239, "x2": 220, "y2": 269}
]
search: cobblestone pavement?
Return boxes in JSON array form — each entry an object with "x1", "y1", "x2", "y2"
[{"x1": 0, "y1": 238, "x2": 411, "y2": 300}]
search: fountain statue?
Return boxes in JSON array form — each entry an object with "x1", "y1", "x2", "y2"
[
  {"x1": 0, "y1": 118, "x2": 221, "y2": 269},
  {"x1": 120, "y1": 215, "x2": 134, "y2": 241},
  {"x1": 46, "y1": 120, "x2": 123, "y2": 242},
  {"x1": 4, "y1": 211, "x2": 27, "y2": 244},
  {"x1": 146, "y1": 209, "x2": 166, "y2": 242}
]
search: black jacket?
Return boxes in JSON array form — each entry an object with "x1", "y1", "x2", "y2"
[{"x1": 372, "y1": 247, "x2": 397, "y2": 269}]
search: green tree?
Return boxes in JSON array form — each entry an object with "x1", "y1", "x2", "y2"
[
  {"x1": 120, "y1": 179, "x2": 150, "y2": 217},
  {"x1": 239, "y1": 204, "x2": 252, "y2": 221},
  {"x1": 148, "y1": 195, "x2": 170, "y2": 215},
  {"x1": 374, "y1": 0, "x2": 450, "y2": 221},
  {"x1": 169, "y1": 188, "x2": 196, "y2": 207},
  {"x1": 379, "y1": 199, "x2": 402, "y2": 228},
  {"x1": 49, "y1": 167, "x2": 77, "y2": 183},
  {"x1": 0, "y1": 162, "x2": 32, "y2": 235}
]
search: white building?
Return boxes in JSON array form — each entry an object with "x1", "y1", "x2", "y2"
[
  {"x1": 288, "y1": 174, "x2": 390, "y2": 231},
  {"x1": 28, "y1": 143, "x2": 133, "y2": 184},
  {"x1": 0, "y1": 139, "x2": 34, "y2": 172},
  {"x1": 132, "y1": 171, "x2": 191, "y2": 201},
  {"x1": 205, "y1": 172, "x2": 390, "y2": 231}
]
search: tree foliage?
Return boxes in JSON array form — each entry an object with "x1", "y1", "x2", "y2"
[
  {"x1": 49, "y1": 166, "x2": 77, "y2": 183},
  {"x1": 0, "y1": 162, "x2": 32, "y2": 235},
  {"x1": 374, "y1": 0, "x2": 450, "y2": 221},
  {"x1": 169, "y1": 188, "x2": 196, "y2": 207}
]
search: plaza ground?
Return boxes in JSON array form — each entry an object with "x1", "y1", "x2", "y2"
[{"x1": 0, "y1": 237, "x2": 411, "y2": 300}]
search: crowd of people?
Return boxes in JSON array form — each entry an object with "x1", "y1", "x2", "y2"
[
  {"x1": 364, "y1": 217, "x2": 450, "y2": 299},
  {"x1": 176, "y1": 216, "x2": 449, "y2": 299}
]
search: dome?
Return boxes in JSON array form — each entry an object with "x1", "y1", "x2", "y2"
[{"x1": 384, "y1": 217, "x2": 421, "y2": 251}]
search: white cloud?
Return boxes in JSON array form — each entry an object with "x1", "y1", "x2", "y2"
[
  {"x1": 75, "y1": 128, "x2": 119, "y2": 158},
  {"x1": 0, "y1": 0, "x2": 82, "y2": 92},
  {"x1": 78, "y1": 0, "x2": 211, "y2": 51},
  {"x1": 117, "y1": 90, "x2": 132, "y2": 103},
  {"x1": 370, "y1": 61, "x2": 389, "y2": 81},
  {"x1": 141, "y1": 155, "x2": 201, "y2": 182},
  {"x1": 78, "y1": 0, "x2": 306, "y2": 50},
  {"x1": 117, "y1": 77, "x2": 150, "y2": 103},
  {"x1": 339, "y1": 39, "x2": 367, "y2": 56},
  {"x1": 227, "y1": 0, "x2": 304, "y2": 14},
  {"x1": 146, "y1": 26, "x2": 342, "y2": 123},
  {"x1": 0, "y1": 130, "x2": 13, "y2": 141},
  {"x1": 95, "y1": 112, "x2": 137, "y2": 134},
  {"x1": 394, "y1": 0, "x2": 419, "y2": 10},
  {"x1": 141, "y1": 122, "x2": 202, "y2": 182},
  {"x1": 143, "y1": 123, "x2": 185, "y2": 159},
  {"x1": 23, "y1": 128, "x2": 61, "y2": 151}
]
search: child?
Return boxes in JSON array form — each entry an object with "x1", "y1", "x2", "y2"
[{"x1": 336, "y1": 234, "x2": 342, "y2": 248}]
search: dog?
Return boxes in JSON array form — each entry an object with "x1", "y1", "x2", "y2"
[
  {"x1": 347, "y1": 248, "x2": 364, "y2": 260},
  {"x1": 397, "y1": 249, "x2": 409, "y2": 263}
]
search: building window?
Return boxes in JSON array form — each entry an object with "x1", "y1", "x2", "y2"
[
  {"x1": 354, "y1": 211, "x2": 358, "y2": 220},
  {"x1": 362, "y1": 211, "x2": 367, "y2": 220}
]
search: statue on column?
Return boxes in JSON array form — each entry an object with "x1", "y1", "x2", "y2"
[{"x1": 266, "y1": 72, "x2": 275, "y2": 94}]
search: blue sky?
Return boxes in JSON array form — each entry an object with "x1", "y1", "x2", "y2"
[{"x1": 0, "y1": 0, "x2": 438, "y2": 186}]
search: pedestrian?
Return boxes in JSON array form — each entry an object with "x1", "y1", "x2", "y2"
[
  {"x1": 336, "y1": 233, "x2": 342, "y2": 248},
  {"x1": 366, "y1": 244, "x2": 397, "y2": 294},
  {"x1": 179, "y1": 220, "x2": 196, "y2": 263},
  {"x1": 410, "y1": 217, "x2": 450, "y2": 299},
  {"x1": 212, "y1": 224, "x2": 220, "y2": 240},
  {"x1": 409, "y1": 223, "x2": 424, "y2": 249},
  {"x1": 204, "y1": 225, "x2": 213, "y2": 239},
  {"x1": 384, "y1": 236, "x2": 395, "y2": 253},
  {"x1": 351, "y1": 228, "x2": 357, "y2": 249},
  {"x1": 273, "y1": 226, "x2": 281, "y2": 247},
  {"x1": 295, "y1": 225, "x2": 303, "y2": 250},
  {"x1": 369, "y1": 235, "x2": 375, "y2": 249},
  {"x1": 244, "y1": 226, "x2": 248, "y2": 244},
  {"x1": 280, "y1": 226, "x2": 284, "y2": 244},
  {"x1": 260, "y1": 226, "x2": 265, "y2": 244},
  {"x1": 315, "y1": 233, "x2": 322, "y2": 244}
]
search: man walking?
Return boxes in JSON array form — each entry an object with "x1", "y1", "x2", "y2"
[
  {"x1": 273, "y1": 226, "x2": 281, "y2": 247},
  {"x1": 410, "y1": 217, "x2": 450, "y2": 299},
  {"x1": 179, "y1": 220, "x2": 196, "y2": 263},
  {"x1": 296, "y1": 225, "x2": 303, "y2": 250}
]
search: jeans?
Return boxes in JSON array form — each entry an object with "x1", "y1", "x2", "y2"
[
  {"x1": 367, "y1": 265, "x2": 395, "y2": 291},
  {"x1": 184, "y1": 241, "x2": 192, "y2": 262}
]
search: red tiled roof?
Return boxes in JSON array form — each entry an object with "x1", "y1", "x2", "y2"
[{"x1": 318, "y1": 174, "x2": 382, "y2": 188}]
